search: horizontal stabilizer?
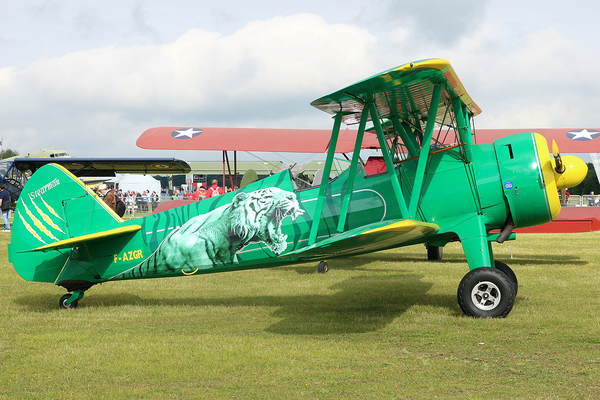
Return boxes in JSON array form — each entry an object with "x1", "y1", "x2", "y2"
[
  {"x1": 32, "y1": 225, "x2": 141, "y2": 252},
  {"x1": 281, "y1": 219, "x2": 439, "y2": 260}
]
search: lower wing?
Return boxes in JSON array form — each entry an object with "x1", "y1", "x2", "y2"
[{"x1": 281, "y1": 219, "x2": 439, "y2": 260}]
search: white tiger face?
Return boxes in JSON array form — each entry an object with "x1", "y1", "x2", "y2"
[{"x1": 232, "y1": 187, "x2": 304, "y2": 254}]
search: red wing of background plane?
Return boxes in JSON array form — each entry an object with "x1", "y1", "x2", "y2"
[
  {"x1": 137, "y1": 127, "x2": 382, "y2": 153},
  {"x1": 137, "y1": 127, "x2": 600, "y2": 153}
]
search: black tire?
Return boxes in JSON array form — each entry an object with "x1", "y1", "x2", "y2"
[
  {"x1": 494, "y1": 260, "x2": 518, "y2": 295},
  {"x1": 426, "y1": 245, "x2": 443, "y2": 261},
  {"x1": 457, "y1": 267, "x2": 515, "y2": 318},
  {"x1": 59, "y1": 294, "x2": 78, "y2": 309},
  {"x1": 318, "y1": 261, "x2": 329, "y2": 274}
]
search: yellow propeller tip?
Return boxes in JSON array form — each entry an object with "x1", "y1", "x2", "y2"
[{"x1": 552, "y1": 139, "x2": 560, "y2": 157}]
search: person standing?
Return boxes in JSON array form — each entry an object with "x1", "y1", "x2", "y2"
[
  {"x1": 206, "y1": 179, "x2": 224, "y2": 198},
  {"x1": 0, "y1": 184, "x2": 11, "y2": 232},
  {"x1": 97, "y1": 183, "x2": 117, "y2": 213},
  {"x1": 191, "y1": 187, "x2": 201, "y2": 201},
  {"x1": 191, "y1": 185, "x2": 207, "y2": 201}
]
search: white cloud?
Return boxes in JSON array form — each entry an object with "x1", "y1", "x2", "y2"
[
  {"x1": 0, "y1": 14, "x2": 378, "y2": 156},
  {"x1": 457, "y1": 26, "x2": 600, "y2": 128},
  {"x1": 18, "y1": 14, "x2": 376, "y2": 115}
]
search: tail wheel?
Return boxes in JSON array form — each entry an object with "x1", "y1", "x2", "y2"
[
  {"x1": 457, "y1": 267, "x2": 516, "y2": 318},
  {"x1": 59, "y1": 294, "x2": 78, "y2": 309},
  {"x1": 318, "y1": 261, "x2": 329, "y2": 274}
]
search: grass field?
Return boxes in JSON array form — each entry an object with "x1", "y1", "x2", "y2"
[{"x1": 1, "y1": 231, "x2": 599, "y2": 399}]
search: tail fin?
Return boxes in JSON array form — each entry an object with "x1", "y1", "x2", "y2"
[{"x1": 8, "y1": 163, "x2": 122, "y2": 283}]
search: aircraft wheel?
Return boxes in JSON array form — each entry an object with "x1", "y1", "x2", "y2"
[
  {"x1": 457, "y1": 267, "x2": 515, "y2": 318},
  {"x1": 494, "y1": 260, "x2": 518, "y2": 295},
  {"x1": 318, "y1": 261, "x2": 329, "y2": 274},
  {"x1": 59, "y1": 294, "x2": 78, "y2": 309},
  {"x1": 426, "y1": 245, "x2": 443, "y2": 261}
]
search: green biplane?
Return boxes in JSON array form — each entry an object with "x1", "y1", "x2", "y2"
[{"x1": 8, "y1": 59, "x2": 588, "y2": 317}]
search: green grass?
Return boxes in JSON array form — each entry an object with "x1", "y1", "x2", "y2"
[{"x1": 1, "y1": 232, "x2": 600, "y2": 399}]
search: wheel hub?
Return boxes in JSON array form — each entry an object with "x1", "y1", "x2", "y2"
[{"x1": 471, "y1": 281, "x2": 501, "y2": 311}]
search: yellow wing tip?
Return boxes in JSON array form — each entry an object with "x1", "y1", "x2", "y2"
[{"x1": 393, "y1": 59, "x2": 450, "y2": 74}]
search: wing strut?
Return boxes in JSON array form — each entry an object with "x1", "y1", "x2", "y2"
[
  {"x1": 370, "y1": 102, "x2": 409, "y2": 218},
  {"x1": 453, "y1": 97, "x2": 474, "y2": 163},
  {"x1": 336, "y1": 107, "x2": 369, "y2": 233},
  {"x1": 308, "y1": 112, "x2": 345, "y2": 246},
  {"x1": 453, "y1": 96, "x2": 483, "y2": 214},
  {"x1": 408, "y1": 84, "x2": 443, "y2": 218},
  {"x1": 393, "y1": 118, "x2": 420, "y2": 159}
]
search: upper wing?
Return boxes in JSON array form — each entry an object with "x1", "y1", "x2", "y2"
[
  {"x1": 281, "y1": 219, "x2": 439, "y2": 260},
  {"x1": 136, "y1": 127, "x2": 381, "y2": 153},
  {"x1": 14, "y1": 158, "x2": 191, "y2": 177},
  {"x1": 310, "y1": 58, "x2": 481, "y2": 126}
]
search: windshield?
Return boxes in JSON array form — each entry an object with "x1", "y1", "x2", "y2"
[{"x1": 0, "y1": 161, "x2": 11, "y2": 179}]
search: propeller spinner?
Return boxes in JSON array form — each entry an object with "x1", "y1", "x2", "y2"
[{"x1": 551, "y1": 139, "x2": 587, "y2": 190}]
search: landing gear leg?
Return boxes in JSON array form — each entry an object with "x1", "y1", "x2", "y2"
[{"x1": 59, "y1": 291, "x2": 84, "y2": 309}]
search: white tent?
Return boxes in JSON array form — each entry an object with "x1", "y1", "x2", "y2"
[{"x1": 110, "y1": 174, "x2": 161, "y2": 194}]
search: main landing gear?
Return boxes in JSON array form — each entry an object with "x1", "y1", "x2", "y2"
[{"x1": 457, "y1": 261, "x2": 517, "y2": 318}]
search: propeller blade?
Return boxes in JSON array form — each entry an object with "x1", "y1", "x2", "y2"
[{"x1": 552, "y1": 140, "x2": 565, "y2": 173}]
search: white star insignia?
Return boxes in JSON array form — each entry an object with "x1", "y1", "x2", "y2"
[
  {"x1": 567, "y1": 129, "x2": 600, "y2": 141},
  {"x1": 173, "y1": 128, "x2": 202, "y2": 139}
]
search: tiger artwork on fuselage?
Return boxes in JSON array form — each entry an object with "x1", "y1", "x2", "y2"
[{"x1": 119, "y1": 187, "x2": 304, "y2": 278}]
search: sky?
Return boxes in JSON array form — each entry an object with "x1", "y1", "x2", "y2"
[{"x1": 1, "y1": 0, "x2": 599, "y2": 163}]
